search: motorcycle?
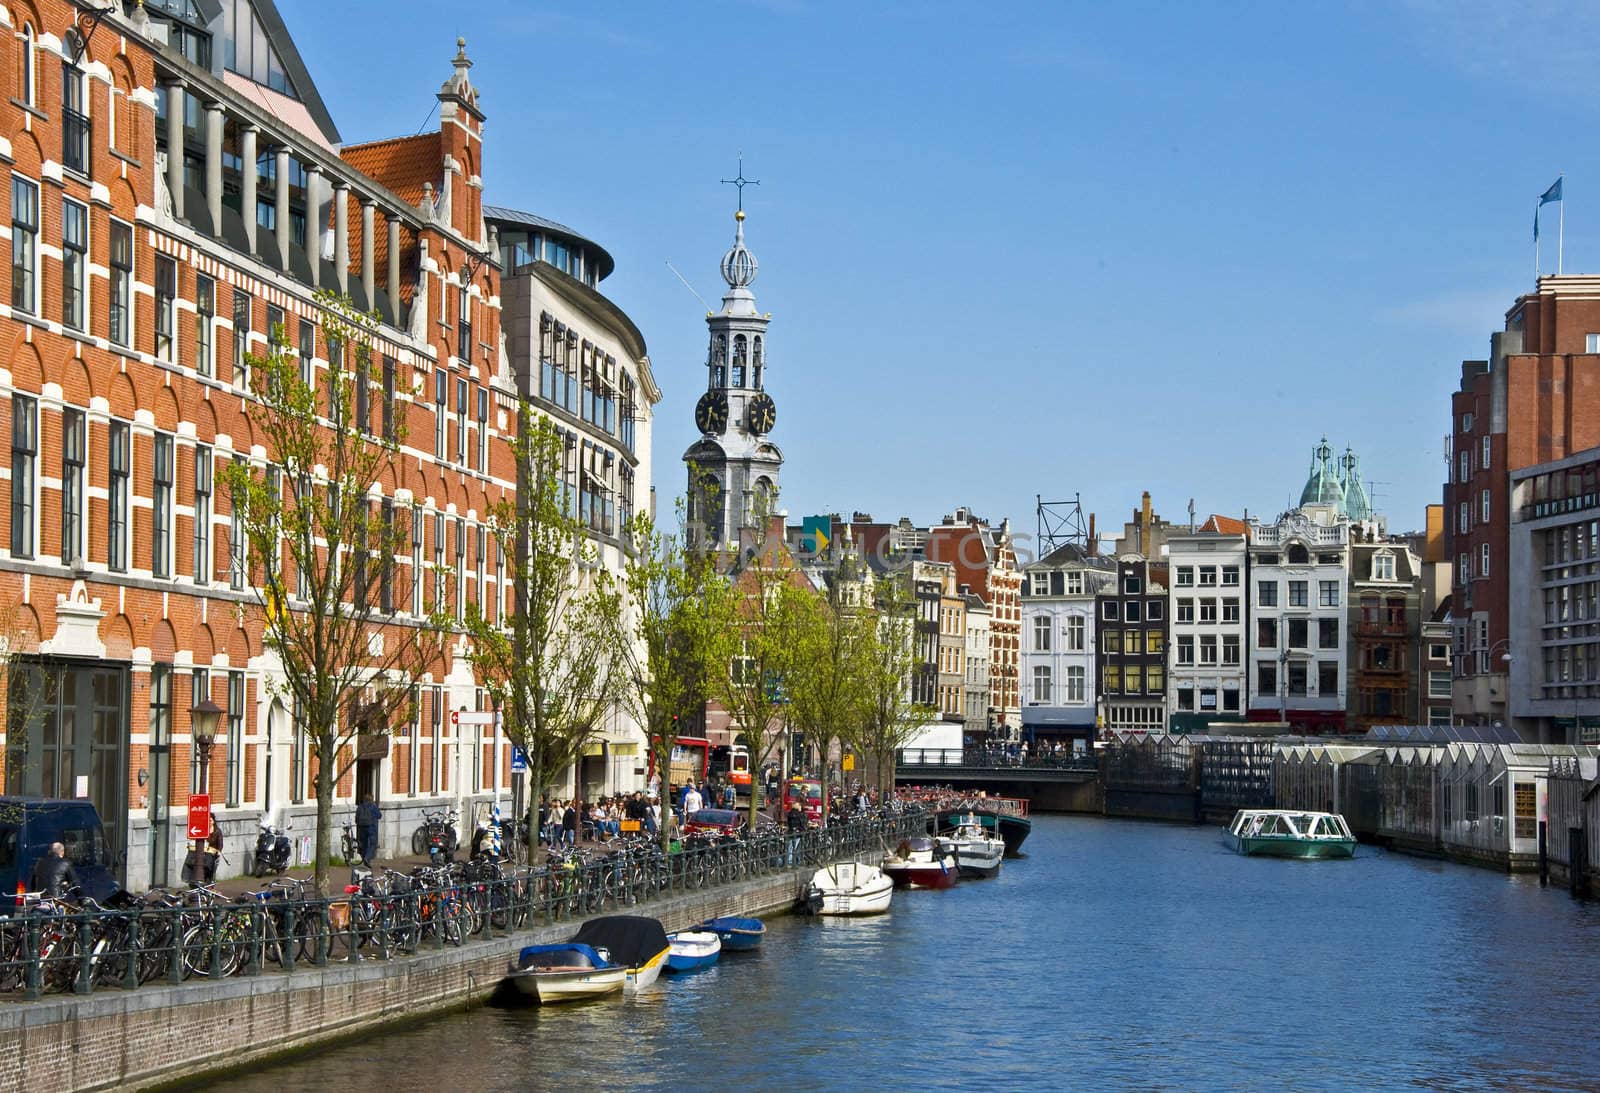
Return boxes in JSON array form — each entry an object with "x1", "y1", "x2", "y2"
[{"x1": 252, "y1": 821, "x2": 292, "y2": 877}]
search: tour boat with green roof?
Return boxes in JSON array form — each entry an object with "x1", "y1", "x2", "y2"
[{"x1": 1225, "y1": 809, "x2": 1357, "y2": 859}]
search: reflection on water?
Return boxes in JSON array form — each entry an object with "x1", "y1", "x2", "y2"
[{"x1": 209, "y1": 817, "x2": 1600, "y2": 1091}]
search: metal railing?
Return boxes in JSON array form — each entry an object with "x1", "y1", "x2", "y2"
[
  {"x1": 0, "y1": 810, "x2": 926, "y2": 1001},
  {"x1": 897, "y1": 748, "x2": 1099, "y2": 772}
]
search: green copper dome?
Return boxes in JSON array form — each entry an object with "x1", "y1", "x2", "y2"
[{"x1": 1299, "y1": 437, "x2": 1344, "y2": 510}]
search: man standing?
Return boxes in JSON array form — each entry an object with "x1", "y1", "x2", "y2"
[
  {"x1": 355, "y1": 795, "x2": 381, "y2": 867},
  {"x1": 29, "y1": 842, "x2": 78, "y2": 897},
  {"x1": 683, "y1": 782, "x2": 703, "y2": 817},
  {"x1": 785, "y1": 795, "x2": 807, "y2": 866},
  {"x1": 561, "y1": 800, "x2": 578, "y2": 847}
]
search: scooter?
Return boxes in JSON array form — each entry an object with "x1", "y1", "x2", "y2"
[{"x1": 252, "y1": 821, "x2": 292, "y2": 877}]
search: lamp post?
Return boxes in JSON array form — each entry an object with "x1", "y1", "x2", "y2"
[{"x1": 190, "y1": 697, "x2": 223, "y2": 882}]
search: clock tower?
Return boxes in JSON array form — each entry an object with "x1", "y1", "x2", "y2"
[{"x1": 684, "y1": 205, "x2": 783, "y2": 549}]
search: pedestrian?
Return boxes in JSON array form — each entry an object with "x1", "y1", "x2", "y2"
[
  {"x1": 785, "y1": 795, "x2": 807, "y2": 866},
  {"x1": 561, "y1": 800, "x2": 578, "y2": 847},
  {"x1": 644, "y1": 795, "x2": 659, "y2": 836},
  {"x1": 355, "y1": 794, "x2": 381, "y2": 866},
  {"x1": 29, "y1": 841, "x2": 78, "y2": 897},
  {"x1": 684, "y1": 782, "x2": 703, "y2": 816},
  {"x1": 537, "y1": 796, "x2": 552, "y2": 847},
  {"x1": 203, "y1": 810, "x2": 224, "y2": 883},
  {"x1": 723, "y1": 781, "x2": 737, "y2": 810}
]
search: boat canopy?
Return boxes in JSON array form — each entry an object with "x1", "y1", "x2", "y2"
[
  {"x1": 516, "y1": 943, "x2": 605, "y2": 970},
  {"x1": 569, "y1": 915, "x2": 669, "y2": 967}
]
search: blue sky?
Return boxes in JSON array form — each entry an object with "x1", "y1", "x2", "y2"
[{"x1": 284, "y1": 0, "x2": 1596, "y2": 554}]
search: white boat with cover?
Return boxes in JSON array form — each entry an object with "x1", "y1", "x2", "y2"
[
  {"x1": 805, "y1": 860, "x2": 894, "y2": 915},
  {"x1": 938, "y1": 814, "x2": 1005, "y2": 878}
]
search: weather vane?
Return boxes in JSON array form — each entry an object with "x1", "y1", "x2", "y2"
[{"x1": 721, "y1": 154, "x2": 760, "y2": 213}]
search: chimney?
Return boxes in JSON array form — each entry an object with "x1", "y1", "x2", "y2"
[{"x1": 1087, "y1": 513, "x2": 1097, "y2": 555}]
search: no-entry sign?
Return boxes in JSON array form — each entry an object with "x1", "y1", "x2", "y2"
[{"x1": 187, "y1": 795, "x2": 211, "y2": 840}]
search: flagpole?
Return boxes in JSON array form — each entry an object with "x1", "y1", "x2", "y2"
[
  {"x1": 1536, "y1": 203, "x2": 1541, "y2": 279},
  {"x1": 1559, "y1": 174, "x2": 1565, "y2": 275}
]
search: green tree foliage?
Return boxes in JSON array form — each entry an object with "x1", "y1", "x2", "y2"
[
  {"x1": 219, "y1": 291, "x2": 438, "y2": 896},
  {"x1": 849, "y1": 575, "x2": 934, "y2": 800}
]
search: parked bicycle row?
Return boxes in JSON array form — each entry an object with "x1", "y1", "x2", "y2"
[{"x1": 0, "y1": 811, "x2": 928, "y2": 1001}]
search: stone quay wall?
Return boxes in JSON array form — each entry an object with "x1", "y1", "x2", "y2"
[{"x1": 0, "y1": 865, "x2": 820, "y2": 1093}]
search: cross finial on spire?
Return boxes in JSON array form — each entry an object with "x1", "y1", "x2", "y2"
[{"x1": 721, "y1": 153, "x2": 760, "y2": 214}]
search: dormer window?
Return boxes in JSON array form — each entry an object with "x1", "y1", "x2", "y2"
[{"x1": 1372, "y1": 552, "x2": 1395, "y2": 581}]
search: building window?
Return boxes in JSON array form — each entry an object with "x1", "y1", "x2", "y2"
[
  {"x1": 1147, "y1": 600, "x2": 1163, "y2": 621},
  {"x1": 1032, "y1": 665, "x2": 1052, "y2": 705},
  {"x1": 1032, "y1": 615, "x2": 1051, "y2": 652},
  {"x1": 1481, "y1": 489, "x2": 1491, "y2": 524},
  {"x1": 1124, "y1": 666, "x2": 1142, "y2": 694},
  {"x1": 1319, "y1": 618, "x2": 1339, "y2": 648},
  {"x1": 232, "y1": 289, "x2": 252, "y2": 389},
  {"x1": 18, "y1": 24, "x2": 34, "y2": 105},
  {"x1": 1258, "y1": 580, "x2": 1278, "y2": 607},
  {"x1": 1221, "y1": 565, "x2": 1240, "y2": 586},
  {"x1": 1125, "y1": 601, "x2": 1142, "y2": 623},
  {"x1": 1459, "y1": 501, "x2": 1469, "y2": 534},
  {"x1": 109, "y1": 220, "x2": 133, "y2": 346},
  {"x1": 1198, "y1": 566, "x2": 1218, "y2": 587},
  {"x1": 1257, "y1": 618, "x2": 1277, "y2": 649},
  {"x1": 9, "y1": 395, "x2": 35, "y2": 558},
  {"x1": 1102, "y1": 601, "x2": 1119, "y2": 622},
  {"x1": 193, "y1": 446, "x2": 212, "y2": 584},
  {"x1": 382, "y1": 356, "x2": 396, "y2": 442},
  {"x1": 1480, "y1": 543, "x2": 1490, "y2": 577},
  {"x1": 1175, "y1": 566, "x2": 1194, "y2": 587},
  {"x1": 1199, "y1": 635, "x2": 1218, "y2": 665},
  {"x1": 226, "y1": 671, "x2": 245, "y2": 807},
  {"x1": 298, "y1": 318, "x2": 314, "y2": 388},
  {"x1": 1067, "y1": 616, "x2": 1084, "y2": 651},
  {"x1": 412, "y1": 505, "x2": 424, "y2": 615},
  {"x1": 60, "y1": 408, "x2": 85, "y2": 565},
  {"x1": 1177, "y1": 686, "x2": 1194, "y2": 711},
  {"x1": 355, "y1": 351, "x2": 370, "y2": 434},
  {"x1": 1176, "y1": 598, "x2": 1194, "y2": 623},
  {"x1": 195, "y1": 274, "x2": 214, "y2": 376},
  {"x1": 1481, "y1": 435, "x2": 1491, "y2": 471},
  {"x1": 228, "y1": 456, "x2": 247, "y2": 589},
  {"x1": 1428, "y1": 670, "x2": 1451, "y2": 698},
  {"x1": 1176, "y1": 636, "x2": 1195, "y2": 665},
  {"x1": 61, "y1": 199, "x2": 87, "y2": 331},
  {"x1": 155, "y1": 255, "x2": 177, "y2": 361},
  {"x1": 62, "y1": 59, "x2": 89, "y2": 175},
  {"x1": 1288, "y1": 581, "x2": 1308, "y2": 607},
  {"x1": 1222, "y1": 598, "x2": 1240, "y2": 623},
  {"x1": 1318, "y1": 580, "x2": 1340, "y2": 608},
  {"x1": 1287, "y1": 661, "x2": 1308, "y2": 697},
  {"x1": 434, "y1": 372, "x2": 447, "y2": 459},
  {"x1": 10, "y1": 177, "x2": 38, "y2": 314},
  {"x1": 1288, "y1": 618, "x2": 1308, "y2": 649},
  {"x1": 1222, "y1": 634, "x2": 1241, "y2": 665},
  {"x1": 1147, "y1": 629, "x2": 1164, "y2": 655},
  {"x1": 109, "y1": 422, "x2": 130, "y2": 571},
  {"x1": 1257, "y1": 661, "x2": 1277, "y2": 695},
  {"x1": 1458, "y1": 553, "x2": 1469, "y2": 587},
  {"x1": 1102, "y1": 629, "x2": 1121, "y2": 654},
  {"x1": 1459, "y1": 450, "x2": 1470, "y2": 484},
  {"x1": 1199, "y1": 599, "x2": 1218, "y2": 624},
  {"x1": 1318, "y1": 660, "x2": 1339, "y2": 697},
  {"x1": 1373, "y1": 553, "x2": 1395, "y2": 581},
  {"x1": 380, "y1": 499, "x2": 395, "y2": 614},
  {"x1": 455, "y1": 517, "x2": 466, "y2": 620},
  {"x1": 1123, "y1": 573, "x2": 1142, "y2": 595},
  {"x1": 477, "y1": 385, "x2": 489, "y2": 471},
  {"x1": 455, "y1": 378, "x2": 468, "y2": 464},
  {"x1": 152, "y1": 433, "x2": 174, "y2": 578}
]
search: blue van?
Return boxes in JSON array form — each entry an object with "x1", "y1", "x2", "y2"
[{"x1": 0, "y1": 797, "x2": 120, "y2": 907}]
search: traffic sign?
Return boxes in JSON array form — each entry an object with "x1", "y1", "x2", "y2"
[
  {"x1": 187, "y1": 795, "x2": 211, "y2": 840},
  {"x1": 452, "y1": 710, "x2": 497, "y2": 726},
  {"x1": 511, "y1": 746, "x2": 528, "y2": 773}
]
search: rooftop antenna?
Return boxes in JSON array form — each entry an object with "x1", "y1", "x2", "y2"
[
  {"x1": 665, "y1": 261, "x2": 712, "y2": 312},
  {"x1": 1037, "y1": 494, "x2": 1089, "y2": 554},
  {"x1": 1187, "y1": 498, "x2": 1196, "y2": 533},
  {"x1": 721, "y1": 153, "x2": 760, "y2": 213}
]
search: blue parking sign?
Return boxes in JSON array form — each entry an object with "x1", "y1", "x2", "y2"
[{"x1": 511, "y1": 746, "x2": 528, "y2": 773}]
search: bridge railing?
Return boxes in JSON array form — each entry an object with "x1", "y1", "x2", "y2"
[{"x1": 896, "y1": 748, "x2": 1099, "y2": 773}]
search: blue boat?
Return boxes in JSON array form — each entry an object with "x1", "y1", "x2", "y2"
[
  {"x1": 694, "y1": 915, "x2": 766, "y2": 951},
  {"x1": 505, "y1": 943, "x2": 625, "y2": 1003},
  {"x1": 664, "y1": 930, "x2": 721, "y2": 973}
]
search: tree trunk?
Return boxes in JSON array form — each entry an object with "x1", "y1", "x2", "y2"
[{"x1": 314, "y1": 756, "x2": 335, "y2": 897}]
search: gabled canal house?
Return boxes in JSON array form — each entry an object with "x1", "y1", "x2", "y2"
[
  {"x1": 1166, "y1": 521, "x2": 1249, "y2": 733},
  {"x1": 1019, "y1": 541, "x2": 1114, "y2": 752},
  {"x1": 0, "y1": 0, "x2": 657, "y2": 888}
]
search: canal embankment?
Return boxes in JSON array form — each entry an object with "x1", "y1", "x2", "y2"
[{"x1": 0, "y1": 863, "x2": 826, "y2": 1093}]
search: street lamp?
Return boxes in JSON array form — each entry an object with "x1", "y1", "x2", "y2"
[{"x1": 190, "y1": 697, "x2": 223, "y2": 883}]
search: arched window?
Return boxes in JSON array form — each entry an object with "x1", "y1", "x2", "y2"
[
  {"x1": 733, "y1": 334, "x2": 747, "y2": 366},
  {"x1": 713, "y1": 334, "x2": 726, "y2": 364},
  {"x1": 19, "y1": 24, "x2": 34, "y2": 106},
  {"x1": 1287, "y1": 543, "x2": 1309, "y2": 565}
]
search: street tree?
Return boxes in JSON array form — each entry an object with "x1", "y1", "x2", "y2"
[
  {"x1": 221, "y1": 290, "x2": 438, "y2": 896},
  {"x1": 849, "y1": 574, "x2": 934, "y2": 801},
  {"x1": 616, "y1": 511, "x2": 733, "y2": 858},
  {"x1": 463, "y1": 411, "x2": 621, "y2": 857}
]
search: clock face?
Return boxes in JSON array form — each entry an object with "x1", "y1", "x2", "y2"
[
  {"x1": 695, "y1": 390, "x2": 729, "y2": 435},
  {"x1": 747, "y1": 393, "x2": 777, "y2": 435}
]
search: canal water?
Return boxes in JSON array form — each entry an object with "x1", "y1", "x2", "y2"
[{"x1": 214, "y1": 816, "x2": 1600, "y2": 1091}]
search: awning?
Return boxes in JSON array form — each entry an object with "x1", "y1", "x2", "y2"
[
  {"x1": 581, "y1": 742, "x2": 606, "y2": 758},
  {"x1": 1021, "y1": 707, "x2": 1096, "y2": 728}
]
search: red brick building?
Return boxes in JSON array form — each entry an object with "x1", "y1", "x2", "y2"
[
  {"x1": 926, "y1": 508, "x2": 1020, "y2": 737},
  {"x1": 1447, "y1": 276, "x2": 1600, "y2": 726},
  {"x1": 0, "y1": 1, "x2": 519, "y2": 888}
]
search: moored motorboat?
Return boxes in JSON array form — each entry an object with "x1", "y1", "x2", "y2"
[
  {"x1": 505, "y1": 943, "x2": 625, "y2": 1003},
  {"x1": 693, "y1": 915, "x2": 766, "y2": 951},
  {"x1": 937, "y1": 815, "x2": 1005, "y2": 878},
  {"x1": 664, "y1": 930, "x2": 722, "y2": 973},
  {"x1": 568, "y1": 915, "x2": 671, "y2": 993},
  {"x1": 880, "y1": 836, "x2": 959, "y2": 890},
  {"x1": 1224, "y1": 809, "x2": 1356, "y2": 859},
  {"x1": 804, "y1": 860, "x2": 894, "y2": 915},
  {"x1": 936, "y1": 797, "x2": 1032, "y2": 856}
]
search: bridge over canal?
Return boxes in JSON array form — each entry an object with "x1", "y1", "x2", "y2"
[{"x1": 894, "y1": 749, "x2": 1102, "y2": 812}]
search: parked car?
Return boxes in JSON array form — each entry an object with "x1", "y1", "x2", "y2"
[
  {"x1": 682, "y1": 809, "x2": 748, "y2": 839},
  {"x1": 0, "y1": 796, "x2": 120, "y2": 907}
]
